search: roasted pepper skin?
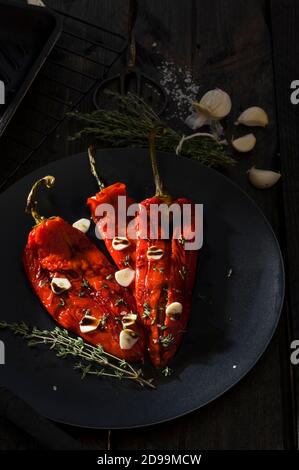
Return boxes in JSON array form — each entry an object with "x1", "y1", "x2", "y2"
[
  {"x1": 87, "y1": 183, "x2": 136, "y2": 271},
  {"x1": 135, "y1": 197, "x2": 199, "y2": 368},
  {"x1": 23, "y1": 216, "x2": 144, "y2": 362}
]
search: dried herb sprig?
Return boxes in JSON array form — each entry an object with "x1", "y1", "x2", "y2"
[
  {"x1": 68, "y1": 92, "x2": 235, "y2": 168},
  {"x1": 0, "y1": 321, "x2": 155, "y2": 389}
]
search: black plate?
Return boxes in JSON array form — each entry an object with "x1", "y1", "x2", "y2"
[
  {"x1": 0, "y1": 0, "x2": 61, "y2": 137},
  {"x1": 0, "y1": 149, "x2": 284, "y2": 429}
]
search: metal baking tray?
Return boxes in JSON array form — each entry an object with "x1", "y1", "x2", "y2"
[{"x1": 0, "y1": 0, "x2": 62, "y2": 137}]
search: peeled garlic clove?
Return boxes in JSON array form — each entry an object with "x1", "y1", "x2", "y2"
[
  {"x1": 236, "y1": 107, "x2": 269, "y2": 127},
  {"x1": 72, "y1": 218, "x2": 90, "y2": 233},
  {"x1": 166, "y1": 302, "x2": 183, "y2": 319},
  {"x1": 193, "y1": 89, "x2": 232, "y2": 120},
  {"x1": 247, "y1": 167, "x2": 281, "y2": 189},
  {"x1": 147, "y1": 246, "x2": 164, "y2": 261},
  {"x1": 232, "y1": 133, "x2": 256, "y2": 153},
  {"x1": 51, "y1": 277, "x2": 71, "y2": 294},
  {"x1": 119, "y1": 329, "x2": 139, "y2": 350},
  {"x1": 112, "y1": 236, "x2": 130, "y2": 251},
  {"x1": 115, "y1": 268, "x2": 135, "y2": 287},
  {"x1": 79, "y1": 314, "x2": 100, "y2": 333},
  {"x1": 185, "y1": 112, "x2": 210, "y2": 130},
  {"x1": 122, "y1": 313, "x2": 138, "y2": 328}
]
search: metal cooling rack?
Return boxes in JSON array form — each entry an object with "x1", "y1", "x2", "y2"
[{"x1": 0, "y1": 7, "x2": 126, "y2": 190}]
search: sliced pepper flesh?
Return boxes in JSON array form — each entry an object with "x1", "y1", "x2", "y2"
[{"x1": 24, "y1": 216, "x2": 144, "y2": 362}]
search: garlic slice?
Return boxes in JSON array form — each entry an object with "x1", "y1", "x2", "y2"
[
  {"x1": 147, "y1": 246, "x2": 164, "y2": 261},
  {"x1": 51, "y1": 277, "x2": 71, "y2": 294},
  {"x1": 119, "y1": 329, "x2": 139, "y2": 350},
  {"x1": 247, "y1": 167, "x2": 281, "y2": 189},
  {"x1": 193, "y1": 89, "x2": 232, "y2": 120},
  {"x1": 122, "y1": 313, "x2": 137, "y2": 328},
  {"x1": 232, "y1": 134, "x2": 256, "y2": 153},
  {"x1": 115, "y1": 268, "x2": 135, "y2": 287},
  {"x1": 166, "y1": 302, "x2": 183, "y2": 318},
  {"x1": 112, "y1": 236, "x2": 130, "y2": 251},
  {"x1": 72, "y1": 218, "x2": 91, "y2": 233},
  {"x1": 79, "y1": 314, "x2": 100, "y2": 333},
  {"x1": 236, "y1": 107, "x2": 269, "y2": 127}
]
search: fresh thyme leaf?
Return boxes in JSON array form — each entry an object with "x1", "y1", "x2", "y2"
[
  {"x1": 105, "y1": 274, "x2": 113, "y2": 280},
  {"x1": 160, "y1": 333, "x2": 174, "y2": 348},
  {"x1": 101, "y1": 283, "x2": 109, "y2": 289},
  {"x1": 162, "y1": 366, "x2": 173, "y2": 377},
  {"x1": 58, "y1": 298, "x2": 65, "y2": 307},
  {"x1": 123, "y1": 255, "x2": 131, "y2": 267},
  {"x1": 153, "y1": 266, "x2": 165, "y2": 274},
  {"x1": 81, "y1": 278, "x2": 90, "y2": 288},
  {"x1": 0, "y1": 321, "x2": 155, "y2": 389},
  {"x1": 68, "y1": 91, "x2": 235, "y2": 168},
  {"x1": 115, "y1": 298, "x2": 126, "y2": 307},
  {"x1": 178, "y1": 236, "x2": 186, "y2": 246},
  {"x1": 78, "y1": 290, "x2": 85, "y2": 297},
  {"x1": 179, "y1": 265, "x2": 188, "y2": 280},
  {"x1": 142, "y1": 302, "x2": 151, "y2": 319}
]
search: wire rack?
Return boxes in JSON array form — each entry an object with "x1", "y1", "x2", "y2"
[{"x1": 0, "y1": 7, "x2": 126, "y2": 190}]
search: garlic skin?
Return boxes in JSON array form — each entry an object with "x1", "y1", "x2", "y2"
[
  {"x1": 72, "y1": 218, "x2": 91, "y2": 233},
  {"x1": 193, "y1": 89, "x2": 232, "y2": 120},
  {"x1": 185, "y1": 112, "x2": 209, "y2": 131},
  {"x1": 247, "y1": 167, "x2": 281, "y2": 189},
  {"x1": 236, "y1": 107, "x2": 269, "y2": 127},
  {"x1": 232, "y1": 134, "x2": 256, "y2": 153},
  {"x1": 119, "y1": 329, "x2": 139, "y2": 350},
  {"x1": 115, "y1": 268, "x2": 135, "y2": 287}
]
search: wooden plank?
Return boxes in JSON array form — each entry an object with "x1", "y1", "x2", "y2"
[
  {"x1": 112, "y1": 0, "x2": 293, "y2": 450},
  {"x1": 271, "y1": 0, "x2": 299, "y2": 449},
  {"x1": 0, "y1": 0, "x2": 294, "y2": 450}
]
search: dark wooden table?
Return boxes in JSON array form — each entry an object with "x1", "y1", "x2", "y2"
[{"x1": 0, "y1": 0, "x2": 298, "y2": 450}]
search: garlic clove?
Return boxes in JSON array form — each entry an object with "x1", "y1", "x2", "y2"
[
  {"x1": 147, "y1": 246, "x2": 164, "y2": 261},
  {"x1": 121, "y1": 312, "x2": 138, "y2": 328},
  {"x1": 51, "y1": 277, "x2": 71, "y2": 294},
  {"x1": 166, "y1": 302, "x2": 183, "y2": 319},
  {"x1": 247, "y1": 167, "x2": 281, "y2": 189},
  {"x1": 119, "y1": 329, "x2": 139, "y2": 350},
  {"x1": 112, "y1": 236, "x2": 130, "y2": 251},
  {"x1": 193, "y1": 89, "x2": 232, "y2": 120},
  {"x1": 185, "y1": 112, "x2": 210, "y2": 131},
  {"x1": 115, "y1": 268, "x2": 135, "y2": 287},
  {"x1": 72, "y1": 218, "x2": 91, "y2": 233},
  {"x1": 232, "y1": 133, "x2": 256, "y2": 153},
  {"x1": 79, "y1": 314, "x2": 100, "y2": 333},
  {"x1": 236, "y1": 107, "x2": 269, "y2": 127}
]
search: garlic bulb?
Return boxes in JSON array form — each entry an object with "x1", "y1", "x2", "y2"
[
  {"x1": 236, "y1": 107, "x2": 269, "y2": 127},
  {"x1": 247, "y1": 167, "x2": 281, "y2": 189},
  {"x1": 232, "y1": 134, "x2": 256, "y2": 153},
  {"x1": 193, "y1": 89, "x2": 232, "y2": 120}
]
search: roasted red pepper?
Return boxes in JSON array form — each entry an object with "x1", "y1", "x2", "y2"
[
  {"x1": 87, "y1": 147, "x2": 137, "y2": 273},
  {"x1": 135, "y1": 129, "x2": 200, "y2": 368},
  {"x1": 23, "y1": 176, "x2": 144, "y2": 362}
]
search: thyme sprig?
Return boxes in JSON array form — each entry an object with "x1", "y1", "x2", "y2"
[
  {"x1": 68, "y1": 92, "x2": 235, "y2": 168},
  {"x1": 0, "y1": 321, "x2": 155, "y2": 389}
]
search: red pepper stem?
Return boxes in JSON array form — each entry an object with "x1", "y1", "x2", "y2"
[
  {"x1": 26, "y1": 176, "x2": 55, "y2": 225},
  {"x1": 149, "y1": 126, "x2": 170, "y2": 201},
  {"x1": 88, "y1": 145, "x2": 106, "y2": 191}
]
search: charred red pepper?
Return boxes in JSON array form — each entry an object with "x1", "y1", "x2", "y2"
[
  {"x1": 135, "y1": 129, "x2": 200, "y2": 368},
  {"x1": 87, "y1": 146, "x2": 136, "y2": 272},
  {"x1": 23, "y1": 176, "x2": 144, "y2": 363}
]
